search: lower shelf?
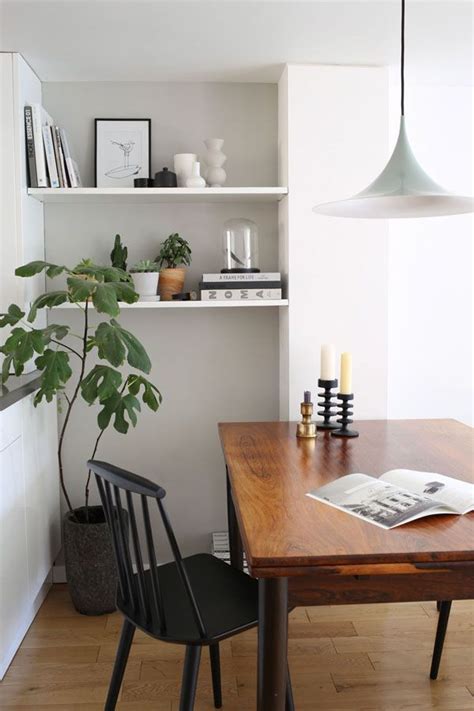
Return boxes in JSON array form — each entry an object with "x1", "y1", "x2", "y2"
[{"x1": 55, "y1": 300, "x2": 289, "y2": 310}]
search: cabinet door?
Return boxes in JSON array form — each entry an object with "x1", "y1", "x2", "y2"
[
  {"x1": 0, "y1": 434, "x2": 28, "y2": 676},
  {"x1": 22, "y1": 394, "x2": 61, "y2": 595}
]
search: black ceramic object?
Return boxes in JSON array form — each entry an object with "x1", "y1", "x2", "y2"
[
  {"x1": 134, "y1": 178, "x2": 154, "y2": 187},
  {"x1": 154, "y1": 167, "x2": 177, "y2": 187},
  {"x1": 63, "y1": 505, "x2": 118, "y2": 615}
]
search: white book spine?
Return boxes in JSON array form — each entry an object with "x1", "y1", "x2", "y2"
[
  {"x1": 31, "y1": 104, "x2": 48, "y2": 187},
  {"x1": 202, "y1": 272, "x2": 280, "y2": 282},
  {"x1": 201, "y1": 288, "x2": 282, "y2": 301},
  {"x1": 60, "y1": 128, "x2": 78, "y2": 187},
  {"x1": 42, "y1": 126, "x2": 59, "y2": 188}
]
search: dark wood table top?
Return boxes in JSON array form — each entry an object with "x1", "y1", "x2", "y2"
[{"x1": 219, "y1": 419, "x2": 474, "y2": 575}]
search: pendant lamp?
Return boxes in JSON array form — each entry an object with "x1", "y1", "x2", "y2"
[{"x1": 313, "y1": 0, "x2": 474, "y2": 219}]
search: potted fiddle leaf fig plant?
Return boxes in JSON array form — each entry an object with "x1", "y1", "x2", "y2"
[
  {"x1": 0, "y1": 260, "x2": 162, "y2": 615},
  {"x1": 155, "y1": 233, "x2": 192, "y2": 300},
  {"x1": 129, "y1": 259, "x2": 160, "y2": 299}
]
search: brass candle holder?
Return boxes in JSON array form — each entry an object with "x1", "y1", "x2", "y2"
[{"x1": 296, "y1": 391, "x2": 317, "y2": 439}]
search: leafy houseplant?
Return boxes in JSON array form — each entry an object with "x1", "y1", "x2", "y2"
[
  {"x1": 155, "y1": 233, "x2": 192, "y2": 300},
  {"x1": 130, "y1": 260, "x2": 160, "y2": 299},
  {"x1": 0, "y1": 260, "x2": 161, "y2": 614}
]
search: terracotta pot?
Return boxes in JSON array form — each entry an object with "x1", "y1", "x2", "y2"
[{"x1": 158, "y1": 267, "x2": 186, "y2": 300}]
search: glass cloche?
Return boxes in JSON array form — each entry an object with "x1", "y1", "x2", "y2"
[{"x1": 222, "y1": 218, "x2": 260, "y2": 273}]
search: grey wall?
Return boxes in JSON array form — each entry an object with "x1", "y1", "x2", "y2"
[
  {"x1": 43, "y1": 82, "x2": 278, "y2": 187},
  {"x1": 42, "y1": 81, "x2": 280, "y2": 560}
]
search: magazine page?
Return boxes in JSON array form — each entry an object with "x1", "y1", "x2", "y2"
[
  {"x1": 380, "y1": 470, "x2": 474, "y2": 515},
  {"x1": 307, "y1": 474, "x2": 447, "y2": 530}
]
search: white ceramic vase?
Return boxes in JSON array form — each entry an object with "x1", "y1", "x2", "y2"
[
  {"x1": 174, "y1": 153, "x2": 197, "y2": 187},
  {"x1": 204, "y1": 138, "x2": 227, "y2": 187},
  {"x1": 131, "y1": 272, "x2": 160, "y2": 299},
  {"x1": 185, "y1": 161, "x2": 206, "y2": 188}
]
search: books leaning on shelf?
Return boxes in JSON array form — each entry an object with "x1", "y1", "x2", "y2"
[
  {"x1": 24, "y1": 104, "x2": 82, "y2": 188},
  {"x1": 307, "y1": 469, "x2": 474, "y2": 530}
]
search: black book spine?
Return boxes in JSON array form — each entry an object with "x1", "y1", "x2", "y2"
[
  {"x1": 200, "y1": 280, "x2": 281, "y2": 290},
  {"x1": 24, "y1": 106, "x2": 37, "y2": 188}
]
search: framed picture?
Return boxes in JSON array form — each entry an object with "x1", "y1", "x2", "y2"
[{"x1": 95, "y1": 118, "x2": 151, "y2": 187}]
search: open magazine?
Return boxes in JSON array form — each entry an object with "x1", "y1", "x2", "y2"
[{"x1": 307, "y1": 470, "x2": 474, "y2": 529}]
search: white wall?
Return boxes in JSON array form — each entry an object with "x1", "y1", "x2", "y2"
[
  {"x1": 279, "y1": 65, "x2": 390, "y2": 421},
  {"x1": 387, "y1": 84, "x2": 473, "y2": 425},
  {"x1": 42, "y1": 81, "x2": 280, "y2": 559}
]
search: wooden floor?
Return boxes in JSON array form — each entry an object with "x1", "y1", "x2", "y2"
[{"x1": 1, "y1": 585, "x2": 473, "y2": 710}]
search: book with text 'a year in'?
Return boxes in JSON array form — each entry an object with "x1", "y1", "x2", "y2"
[{"x1": 201, "y1": 288, "x2": 282, "y2": 301}]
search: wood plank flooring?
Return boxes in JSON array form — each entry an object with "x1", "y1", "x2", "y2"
[{"x1": 1, "y1": 585, "x2": 473, "y2": 710}]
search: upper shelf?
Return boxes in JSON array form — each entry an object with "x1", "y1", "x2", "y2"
[{"x1": 27, "y1": 187, "x2": 288, "y2": 204}]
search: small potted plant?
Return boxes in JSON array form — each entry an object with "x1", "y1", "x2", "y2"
[
  {"x1": 130, "y1": 259, "x2": 160, "y2": 299},
  {"x1": 155, "y1": 233, "x2": 192, "y2": 301},
  {"x1": 110, "y1": 234, "x2": 128, "y2": 271}
]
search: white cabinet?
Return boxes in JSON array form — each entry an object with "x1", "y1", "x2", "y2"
[{"x1": 0, "y1": 396, "x2": 60, "y2": 679}]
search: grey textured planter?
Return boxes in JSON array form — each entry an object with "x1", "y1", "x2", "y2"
[{"x1": 63, "y1": 505, "x2": 117, "y2": 615}]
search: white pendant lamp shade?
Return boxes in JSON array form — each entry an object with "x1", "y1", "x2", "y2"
[
  {"x1": 313, "y1": 0, "x2": 474, "y2": 220},
  {"x1": 313, "y1": 118, "x2": 474, "y2": 219}
]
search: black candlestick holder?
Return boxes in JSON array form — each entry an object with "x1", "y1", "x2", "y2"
[
  {"x1": 316, "y1": 378, "x2": 339, "y2": 430},
  {"x1": 331, "y1": 393, "x2": 359, "y2": 438}
]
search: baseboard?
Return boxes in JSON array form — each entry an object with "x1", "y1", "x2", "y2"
[
  {"x1": 0, "y1": 574, "x2": 52, "y2": 679},
  {"x1": 52, "y1": 564, "x2": 67, "y2": 583}
]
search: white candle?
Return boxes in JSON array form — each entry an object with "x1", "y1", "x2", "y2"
[
  {"x1": 320, "y1": 344, "x2": 336, "y2": 381},
  {"x1": 340, "y1": 352, "x2": 352, "y2": 394}
]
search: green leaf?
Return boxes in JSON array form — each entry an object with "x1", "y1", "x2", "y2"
[
  {"x1": 15, "y1": 261, "x2": 69, "y2": 278},
  {"x1": 127, "y1": 374, "x2": 162, "y2": 411},
  {"x1": 2, "y1": 327, "x2": 45, "y2": 362},
  {"x1": 28, "y1": 291, "x2": 69, "y2": 322},
  {"x1": 34, "y1": 349, "x2": 72, "y2": 398},
  {"x1": 92, "y1": 282, "x2": 120, "y2": 316},
  {"x1": 0, "y1": 304, "x2": 25, "y2": 327},
  {"x1": 43, "y1": 324, "x2": 70, "y2": 342},
  {"x1": 1, "y1": 353, "x2": 14, "y2": 383},
  {"x1": 80, "y1": 365, "x2": 123, "y2": 405},
  {"x1": 67, "y1": 276, "x2": 97, "y2": 303},
  {"x1": 92, "y1": 320, "x2": 151, "y2": 373},
  {"x1": 97, "y1": 390, "x2": 141, "y2": 434}
]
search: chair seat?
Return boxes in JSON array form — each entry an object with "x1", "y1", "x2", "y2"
[{"x1": 118, "y1": 553, "x2": 258, "y2": 644}]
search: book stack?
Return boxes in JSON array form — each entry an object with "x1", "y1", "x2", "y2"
[
  {"x1": 200, "y1": 272, "x2": 282, "y2": 301},
  {"x1": 211, "y1": 531, "x2": 248, "y2": 572},
  {"x1": 24, "y1": 104, "x2": 82, "y2": 188}
]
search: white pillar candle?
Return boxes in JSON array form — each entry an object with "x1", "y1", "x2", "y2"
[
  {"x1": 320, "y1": 344, "x2": 336, "y2": 380},
  {"x1": 340, "y1": 352, "x2": 352, "y2": 394}
]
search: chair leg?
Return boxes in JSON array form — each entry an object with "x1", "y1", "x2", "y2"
[
  {"x1": 430, "y1": 600, "x2": 452, "y2": 680},
  {"x1": 105, "y1": 619, "x2": 135, "y2": 711},
  {"x1": 436, "y1": 600, "x2": 442, "y2": 611},
  {"x1": 209, "y1": 643, "x2": 222, "y2": 708},
  {"x1": 179, "y1": 645, "x2": 202, "y2": 711},
  {"x1": 285, "y1": 663, "x2": 295, "y2": 711}
]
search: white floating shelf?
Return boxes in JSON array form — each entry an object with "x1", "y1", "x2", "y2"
[
  {"x1": 54, "y1": 300, "x2": 289, "y2": 310},
  {"x1": 27, "y1": 187, "x2": 288, "y2": 204}
]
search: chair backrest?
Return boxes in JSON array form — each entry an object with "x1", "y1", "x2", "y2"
[{"x1": 88, "y1": 459, "x2": 206, "y2": 638}]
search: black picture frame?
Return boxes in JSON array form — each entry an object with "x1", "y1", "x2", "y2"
[{"x1": 94, "y1": 118, "x2": 151, "y2": 188}]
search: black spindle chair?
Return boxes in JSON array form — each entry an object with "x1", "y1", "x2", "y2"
[{"x1": 88, "y1": 460, "x2": 294, "y2": 711}]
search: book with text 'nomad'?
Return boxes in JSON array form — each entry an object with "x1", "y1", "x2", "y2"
[
  {"x1": 307, "y1": 470, "x2": 474, "y2": 529},
  {"x1": 201, "y1": 288, "x2": 282, "y2": 301},
  {"x1": 24, "y1": 107, "x2": 37, "y2": 187},
  {"x1": 202, "y1": 272, "x2": 280, "y2": 282}
]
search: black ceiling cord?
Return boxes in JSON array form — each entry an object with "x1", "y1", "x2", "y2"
[{"x1": 401, "y1": 0, "x2": 406, "y2": 116}]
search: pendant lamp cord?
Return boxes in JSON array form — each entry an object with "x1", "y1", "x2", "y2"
[{"x1": 401, "y1": 0, "x2": 405, "y2": 115}]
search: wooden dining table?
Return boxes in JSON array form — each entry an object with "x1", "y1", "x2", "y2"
[{"x1": 218, "y1": 419, "x2": 474, "y2": 711}]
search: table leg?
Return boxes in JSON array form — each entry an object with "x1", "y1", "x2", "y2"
[
  {"x1": 226, "y1": 466, "x2": 244, "y2": 571},
  {"x1": 257, "y1": 577, "x2": 289, "y2": 711}
]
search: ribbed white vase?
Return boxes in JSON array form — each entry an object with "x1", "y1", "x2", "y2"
[{"x1": 204, "y1": 138, "x2": 227, "y2": 187}]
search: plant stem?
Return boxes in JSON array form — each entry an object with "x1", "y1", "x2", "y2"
[
  {"x1": 50, "y1": 339, "x2": 83, "y2": 359},
  {"x1": 57, "y1": 301, "x2": 89, "y2": 514}
]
